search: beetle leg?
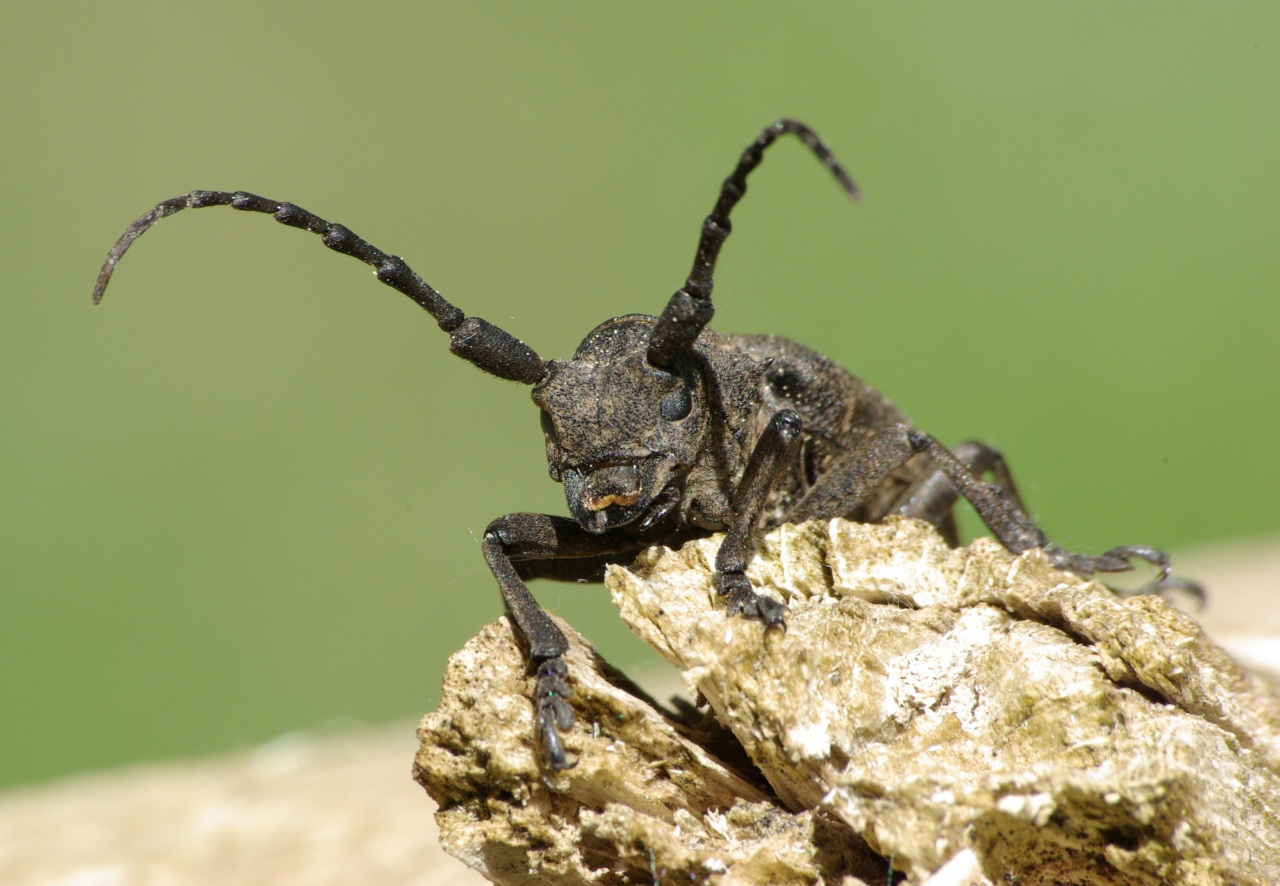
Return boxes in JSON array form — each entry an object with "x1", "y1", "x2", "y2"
[
  {"x1": 785, "y1": 424, "x2": 920, "y2": 524},
  {"x1": 482, "y1": 513, "x2": 641, "y2": 770},
  {"x1": 787, "y1": 427, "x2": 1198, "y2": 601},
  {"x1": 714, "y1": 410, "x2": 804, "y2": 629},
  {"x1": 901, "y1": 431, "x2": 1202, "y2": 601},
  {"x1": 888, "y1": 439, "x2": 1027, "y2": 526}
]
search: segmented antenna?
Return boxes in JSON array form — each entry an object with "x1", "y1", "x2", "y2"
[
  {"x1": 92, "y1": 191, "x2": 547, "y2": 385},
  {"x1": 647, "y1": 120, "x2": 860, "y2": 369}
]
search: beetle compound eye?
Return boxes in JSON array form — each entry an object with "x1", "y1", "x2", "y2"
[
  {"x1": 659, "y1": 387, "x2": 692, "y2": 422},
  {"x1": 540, "y1": 409, "x2": 558, "y2": 441}
]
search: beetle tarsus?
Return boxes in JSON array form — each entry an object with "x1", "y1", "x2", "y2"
[
  {"x1": 534, "y1": 657, "x2": 576, "y2": 770},
  {"x1": 718, "y1": 571, "x2": 788, "y2": 631}
]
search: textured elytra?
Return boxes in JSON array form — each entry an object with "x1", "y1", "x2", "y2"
[{"x1": 418, "y1": 519, "x2": 1280, "y2": 885}]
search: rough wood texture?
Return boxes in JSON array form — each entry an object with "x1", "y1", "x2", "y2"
[{"x1": 416, "y1": 518, "x2": 1280, "y2": 885}]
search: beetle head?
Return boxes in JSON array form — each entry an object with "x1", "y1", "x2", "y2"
[{"x1": 532, "y1": 316, "x2": 704, "y2": 534}]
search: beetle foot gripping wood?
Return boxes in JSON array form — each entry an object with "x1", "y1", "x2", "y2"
[{"x1": 416, "y1": 518, "x2": 1280, "y2": 886}]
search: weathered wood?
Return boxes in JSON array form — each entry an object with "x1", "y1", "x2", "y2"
[{"x1": 417, "y1": 518, "x2": 1280, "y2": 885}]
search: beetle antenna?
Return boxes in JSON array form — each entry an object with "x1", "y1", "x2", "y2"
[
  {"x1": 92, "y1": 191, "x2": 547, "y2": 385},
  {"x1": 647, "y1": 119, "x2": 860, "y2": 368}
]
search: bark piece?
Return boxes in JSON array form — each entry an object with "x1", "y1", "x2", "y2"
[
  {"x1": 414, "y1": 616, "x2": 883, "y2": 885},
  {"x1": 417, "y1": 518, "x2": 1280, "y2": 885}
]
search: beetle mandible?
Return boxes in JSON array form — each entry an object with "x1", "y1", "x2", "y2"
[{"x1": 93, "y1": 120, "x2": 1194, "y2": 770}]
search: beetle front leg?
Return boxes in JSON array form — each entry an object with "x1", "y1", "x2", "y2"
[
  {"x1": 482, "y1": 512, "x2": 641, "y2": 770},
  {"x1": 715, "y1": 410, "x2": 804, "y2": 629}
]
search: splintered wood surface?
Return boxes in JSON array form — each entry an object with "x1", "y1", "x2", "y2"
[{"x1": 1, "y1": 532, "x2": 1276, "y2": 885}]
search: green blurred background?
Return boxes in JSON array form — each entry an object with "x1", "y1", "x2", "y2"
[{"x1": 2, "y1": 3, "x2": 1277, "y2": 791}]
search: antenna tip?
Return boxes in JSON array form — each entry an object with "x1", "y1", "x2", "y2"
[{"x1": 92, "y1": 265, "x2": 114, "y2": 304}]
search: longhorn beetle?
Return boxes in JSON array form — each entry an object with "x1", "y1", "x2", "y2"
[{"x1": 94, "y1": 120, "x2": 1195, "y2": 770}]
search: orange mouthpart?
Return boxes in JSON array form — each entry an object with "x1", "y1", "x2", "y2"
[{"x1": 585, "y1": 491, "x2": 641, "y2": 511}]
